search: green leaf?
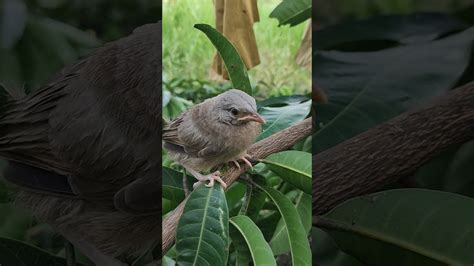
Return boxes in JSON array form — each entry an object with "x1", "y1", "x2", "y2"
[
  {"x1": 194, "y1": 24, "x2": 252, "y2": 95},
  {"x1": 163, "y1": 94, "x2": 193, "y2": 120},
  {"x1": 319, "y1": 189, "x2": 474, "y2": 265},
  {"x1": 162, "y1": 198, "x2": 179, "y2": 215},
  {"x1": 0, "y1": 0, "x2": 27, "y2": 49},
  {"x1": 314, "y1": 26, "x2": 474, "y2": 153},
  {"x1": 256, "y1": 212, "x2": 281, "y2": 241},
  {"x1": 258, "y1": 186, "x2": 311, "y2": 265},
  {"x1": 0, "y1": 237, "x2": 69, "y2": 266},
  {"x1": 229, "y1": 215, "x2": 276, "y2": 266},
  {"x1": 258, "y1": 95, "x2": 309, "y2": 109},
  {"x1": 315, "y1": 13, "x2": 468, "y2": 51},
  {"x1": 163, "y1": 90, "x2": 171, "y2": 107},
  {"x1": 0, "y1": 51, "x2": 22, "y2": 86},
  {"x1": 312, "y1": 227, "x2": 365, "y2": 266},
  {"x1": 415, "y1": 140, "x2": 474, "y2": 197},
  {"x1": 36, "y1": 17, "x2": 100, "y2": 47},
  {"x1": 28, "y1": 17, "x2": 77, "y2": 65},
  {"x1": 258, "y1": 99, "x2": 311, "y2": 141},
  {"x1": 269, "y1": 0, "x2": 311, "y2": 27},
  {"x1": 252, "y1": 163, "x2": 279, "y2": 182},
  {"x1": 225, "y1": 182, "x2": 246, "y2": 211},
  {"x1": 176, "y1": 184, "x2": 229, "y2": 265},
  {"x1": 0, "y1": 204, "x2": 33, "y2": 239},
  {"x1": 17, "y1": 24, "x2": 63, "y2": 88},
  {"x1": 261, "y1": 150, "x2": 311, "y2": 194},
  {"x1": 239, "y1": 175, "x2": 266, "y2": 222},
  {"x1": 163, "y1": 255, "x2": 176, "y2": 266},
  {"x1": 162, "y1": 167, "x2": 193, "y2": 203},
  {"x1": 269, "y1": 192, "x2": 311, "y2": 255}
]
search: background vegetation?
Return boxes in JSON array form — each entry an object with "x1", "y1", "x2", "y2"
[
  {"x1": 163, "y1": 0, "x2": 311, "y2": 101},
  {"x1": 314, "y1": 0, "x2": 474, "y2": 265}
]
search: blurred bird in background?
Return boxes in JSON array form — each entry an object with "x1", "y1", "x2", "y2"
[{"x1": 0, "y1": 22, "x2": 162, "y2": 265}]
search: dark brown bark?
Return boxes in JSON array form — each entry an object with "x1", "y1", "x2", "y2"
[
  {"x1": 162, "y1": 117, "x2": 312, "y2": 254},
  {"x1": 313, "y1": 81, "x2": 474, "y2": 215}
]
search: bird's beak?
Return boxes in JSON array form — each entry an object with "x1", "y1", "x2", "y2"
[{"x1": 238, "y1": 113, "x2": 266, "y2": 124}]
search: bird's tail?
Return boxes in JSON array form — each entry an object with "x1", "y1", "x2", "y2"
[{"x1": 0, "y1": 80, "x2": 73, "y2": 175}]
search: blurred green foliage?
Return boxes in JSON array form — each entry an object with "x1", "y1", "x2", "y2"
[
  {"x1": 0, "y1": 0, "x2": 161, "y2": 264},
  {"x1": 163, "y1": 0, "x2": 311, "y2": 98},
  {"x1": 315, "y1": 0, "x2": 473, "y2": 26},
  {"x1": 0, "y1": 0, "x2": 160, "y2": 90}
]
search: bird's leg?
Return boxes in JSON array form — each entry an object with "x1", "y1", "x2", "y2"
[
  {"x1": 182, "y1": 169, "x2": 190, "y2": 197},
  {"x1": 182, "y1": 165, "x2": 227, "y2": 189}
]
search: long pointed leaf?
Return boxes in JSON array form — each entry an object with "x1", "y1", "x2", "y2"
[
  {"x1": 194, "y1": 24, "x2": 252, "y2": 95},
  {"x1": 176, "y1": 184, "x2": 229, "y2": 265},
  {"x1": 319, "y1": 189, "x2": 474, "y2": 265},
  {"x1": 259, "y1": 186, "x2": 311, "y2": 265},
  {"x1": 229, "y1": 215, "x2": 276, "y2": 266},
  {"x1": 269, "y1": 192, "x2": 311, "y2": 255},
  {"x1": 270, "y1": 0, "x2": 311, "y2": 27},
  {"x1": 312, "y1": 227, "x2": 365, "y2": 266}
]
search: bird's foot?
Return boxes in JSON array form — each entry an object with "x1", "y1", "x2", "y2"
[
  {"x1": 230, "y1": 154, "x2": 254, "y2": 170},
  {"x1": 193, "y1": 171, "x2": 227, "y2": 189}
]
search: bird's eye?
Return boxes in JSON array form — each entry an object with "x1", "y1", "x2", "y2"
[{"x1": 230, "y1": 108, "x2": 239, "y2": 116}]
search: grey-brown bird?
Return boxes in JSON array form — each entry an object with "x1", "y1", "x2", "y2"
[
  {"x1": 0, "y1": 22, "x2": 162, "y2": 265},
  {"x1": 163, "y1": 89, "x2": 265, "y2": 189}
]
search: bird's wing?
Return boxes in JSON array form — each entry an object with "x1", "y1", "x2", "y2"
[
  {"x1": 162, "y1": 115, "x2": 186, "y2": 146},
  {"x1": 162, "y1": 110, "x2": 223, "y2": 158}
]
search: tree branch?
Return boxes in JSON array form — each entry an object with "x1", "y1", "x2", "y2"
[
  {"x1": 162, "y1": 117, "x2": 312, "y2": 254},
  {"x1": 313, "y1": 81, "x2": 474, "y2": 215}
]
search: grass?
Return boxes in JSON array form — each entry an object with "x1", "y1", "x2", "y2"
[{"x1": 163, "y1": 0, "x2": 311, "y2": 98}]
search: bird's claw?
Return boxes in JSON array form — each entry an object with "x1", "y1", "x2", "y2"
[
  {"x1": 229, "y1": 154, "x2": 254, "y2": 170},
  {"x1": 231, "y1": 160, "x2": 241, "y2": 170},
  {"x1": 193, "y1": 171, "x2": 227, "y2": 189},
  {"x1": 240, "y1": 155, "x2": 253, "y2": 169}
]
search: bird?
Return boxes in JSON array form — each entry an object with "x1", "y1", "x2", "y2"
[
  {"x1": 0, "y1": 21, "x2": 162, "y2": 265},
  {"x1": 163, "y1": 89, "x2": 265, "y2": 189}
]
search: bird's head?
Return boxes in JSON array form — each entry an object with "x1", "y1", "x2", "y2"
[{"x1": 213, "y1": 89, "x2": 265, "y2": 126}]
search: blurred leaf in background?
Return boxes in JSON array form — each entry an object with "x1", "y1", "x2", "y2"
[{"x1": 313, "y1": 1, "x2": 474, "y2": 264}]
